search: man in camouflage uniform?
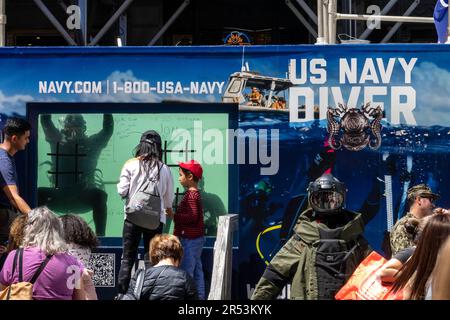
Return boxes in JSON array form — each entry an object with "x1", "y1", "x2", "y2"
[{"x1": 390, "y1": 184, "x2": 439, "y2": 256}]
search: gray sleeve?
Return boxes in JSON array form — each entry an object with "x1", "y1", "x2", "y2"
[{"x1": 393, "y1": 247, "x2": 415, "y2": 264}]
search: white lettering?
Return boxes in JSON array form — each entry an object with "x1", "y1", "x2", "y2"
[
  {"x1": 391, "y1": 86, "x2": 417, "y2": 125},
  {"x1": 398, "y1": 58, "x2": 418, "y2": 84},
  {"x1": 360, "y1": 59, "x2": 379, "y2": 84},
  {"x1": 340, "y1": 58, "x2": 357, "y2": 84}
]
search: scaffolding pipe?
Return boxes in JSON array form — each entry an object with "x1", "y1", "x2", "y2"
[
  {"x1": 0, "y1": 0, "x2": 5, "y2": 46},
  {"x1": 328, "y1": 0, "x2": 337, "y2": 44},
  {"x1": 316, "y1": 0, "x2": 325, "y2": 44},
  {"x1": 359, "y1": 0, "x2": 398, "y2": 40},
  {"x1": 34, "y1": 0, "x2": 77, "y2": 46},
  {"x1": 149, "y1": 0, "x2": 190, "y2": 46},
  {"x1": 381, "y1": 0, "x2": 420, "y2": 43},
  {"x1": 447, "y1": 2, "x2": 450, "y2": 44},
  {"x1": 285, "y1": 0, "x2": 318, "y2": 39},
  {"x1": 323, "y1": 0, "x2": 329, "y2": 43},
  {"x1": 335, "y1": 13, "x2": 433, "y2": 24},
  {"x1": 295, "y1": 0, "x2": 317, "y2": 25},
  {"x1": 78, "y1": 0, "x2": 87, "y2": 45},
  {"x1": 89, "y1": 0, "x2": 134, "y2": 46}
]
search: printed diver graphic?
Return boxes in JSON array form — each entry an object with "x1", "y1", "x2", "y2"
[{"x1": 327, "y1": 102, "x2": 383, "y2": 152}]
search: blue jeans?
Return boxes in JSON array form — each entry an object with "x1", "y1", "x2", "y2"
[{"x1": 180, "y1": 236, "x2": 205, "y2": 300}]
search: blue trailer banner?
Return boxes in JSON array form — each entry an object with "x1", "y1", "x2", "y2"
[{"x1": 0, "y1": 45, "x2": 448, "y2": 299}]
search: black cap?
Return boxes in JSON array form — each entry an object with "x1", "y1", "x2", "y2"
[{"x1": 140, "y1": 130, "x2": 162, "y2": 145}]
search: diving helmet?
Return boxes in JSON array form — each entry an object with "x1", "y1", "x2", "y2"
[
  {"x1": 254, "y1": 177, "x2": 274, "y2": 196},
  {"x1": 307, "y1": 174, "x2": 347, "y2": 214},
  {"x1": 61, "y1": 114, "x2": 86, "y2": 139}
]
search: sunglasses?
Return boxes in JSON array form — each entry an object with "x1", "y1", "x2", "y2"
[{"x1": 420, "y1": 196, "x2": 436, "y2": 203}]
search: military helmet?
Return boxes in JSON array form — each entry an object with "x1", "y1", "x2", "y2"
[
  {"x1": 407, "y1": 184, "x2": 439, "y2": 201},
  {"x1": 307, "y1": 174, "x2": 347, "y2": 214}
]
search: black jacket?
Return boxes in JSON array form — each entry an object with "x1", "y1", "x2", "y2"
[{"x1": 122, "y1": 265, "x2": 198, "y2": 300}]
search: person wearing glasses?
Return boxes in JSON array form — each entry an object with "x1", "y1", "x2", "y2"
[{"x1": 390, "y1": 184, "x2": 442, "y2": 256}]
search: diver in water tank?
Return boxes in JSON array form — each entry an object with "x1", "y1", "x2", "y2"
[
  {"x1": 38, "y1": 114, "x2": 114, "y2": 236},
  {"x1": 240, "y1": 177, "x2": 283, "y2": 232}
]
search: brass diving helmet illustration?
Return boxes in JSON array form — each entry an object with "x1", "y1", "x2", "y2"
[{"x1": 327, "y1": 102, "x2": 383, "y2": 152}]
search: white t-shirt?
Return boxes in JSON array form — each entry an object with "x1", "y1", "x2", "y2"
[
  {"x1": 117, "y1": 159, "x2": 174, "y2": 225},
  {"x1": 425, "y1": 278, "x2": 432, "y2": 300}
]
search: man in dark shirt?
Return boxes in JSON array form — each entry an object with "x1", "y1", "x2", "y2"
[{"x1": 0, "y1": 117, "x2": 31, "y2": 246}]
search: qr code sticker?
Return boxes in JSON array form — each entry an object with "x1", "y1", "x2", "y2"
[{"x1": 89, "y1": 253, "x2": 115, "y2": 287}]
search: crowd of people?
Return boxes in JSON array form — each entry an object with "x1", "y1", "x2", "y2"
[
  {"x1": 0, "y1": 116, "x2": 449, "y2": 301},
  {"x1": 245, "y1": 87, "x2": 286, "y2": 110},
  {"x1": 0, "y1": 118, "x2": 206, "y2": 300},
  {"x1": 251, "y1": 174, "x2": 450, "y2": 300}
]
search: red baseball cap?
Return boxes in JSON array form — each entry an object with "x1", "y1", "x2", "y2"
[{"x1": 179, "y1": 160, "x2": 203, "y2": 180}]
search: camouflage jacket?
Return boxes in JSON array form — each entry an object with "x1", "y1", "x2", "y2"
[
  {"x1": 390, "y1": 212, "x2": 415, "y2": 256},
  {"x1": 251, "y1": 208, "x2": 371, "y2": 300}
]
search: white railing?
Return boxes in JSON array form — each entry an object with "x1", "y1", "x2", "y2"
[
  {"x1": 317, "y1": 0, "x2": 447, "y2": 45},
  {"x1": 208, "y1": 214, "x2": 239, "y2": 300}
]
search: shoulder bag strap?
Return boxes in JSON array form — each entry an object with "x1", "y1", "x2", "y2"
[
  {"x1": 11, "y1": 248, "x2": 20, "y2": 280},
  {"x1": 6, "y1": 249, "x2": 22, "y2": 300},
  {"x1": 18, "y1": 248, "x2": 24, "y2": 282},
  {"x1": 142, "y1": 162, "x2": 163, "y2": 196},
  {"x1": 153, "y1": 163, "x2": 163, "y2": 197},
  {"x1": 129, "y1": 161, "x2": 150, "y2": 200},
  {"x1": 29, "y1": 255, "x2": 53, "y2": 284}
]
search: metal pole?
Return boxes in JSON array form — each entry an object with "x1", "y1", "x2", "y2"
[
  {"x1": 34, "y1": 0, "x2": 77, "y2": 46},
  {"x1": 89, "y1": 0, "x2": 134, "y2": 46},
  {"x1": 148, "y1": 0, "x2": 190, "y2": 45},
  {"x1": 328, "y1": 0, "x2": 337, "y2": 44},
  {"x1": 285, "y1": 0, "x2": 318, "y2": 39},
  {"x1": 381, "y1": 0, "x2": 420, "y2": 43},
  {"x1": 323, "y1": 0, "x2": 329, "y2": 43},
  {"x1": 79, "y1": 0, "x2": 87, "y2": 45},
  {"x1": 348, "y1": 0, "x2": 352, "y2": 38},
  {"x1": 359, "y1": 0, "x2": 398, "y2": 40},
  {"x1": 0, "y1": 0, "x2": 5, "y2": 46},
  {"x1": 335, "y1": 13, "x2": 433, "y2": 24},
  {"x1": 316, "y1": 0, "x2": 325, "y2": 44},
  {"x1": 295, "y1": 0, "x2": 318, "y2": 25},
  {"x1": 447, "y1": 1, "x2": 450, "y2": 43}
]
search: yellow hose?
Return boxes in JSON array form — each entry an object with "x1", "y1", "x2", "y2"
[{"x1": 256, "y1": 224, "x2": 282, "y2": 265}]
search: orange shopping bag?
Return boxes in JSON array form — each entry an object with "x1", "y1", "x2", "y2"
[{"x1": 335, "y1": 251, "x2": 404, "y2": 300}]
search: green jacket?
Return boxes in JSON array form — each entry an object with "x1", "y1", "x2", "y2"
[
  {"x1": 251, "y1": 208, "x2": 371, "y2": 300},
  {"x1": 390, "y1": 212, "x2": 415, "y2": 256}
]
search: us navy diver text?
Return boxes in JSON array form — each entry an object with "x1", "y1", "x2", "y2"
[{"x1": 288, "y1": 57, "x2": 418, "y2": 125}]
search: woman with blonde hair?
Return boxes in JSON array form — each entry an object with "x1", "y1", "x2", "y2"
[
  {"x1": 0, "y1": 207, "x2": 89, "y2": 300},
  {"x1": 121, "y1": 234, "x2": 198, "y2": 300}
]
